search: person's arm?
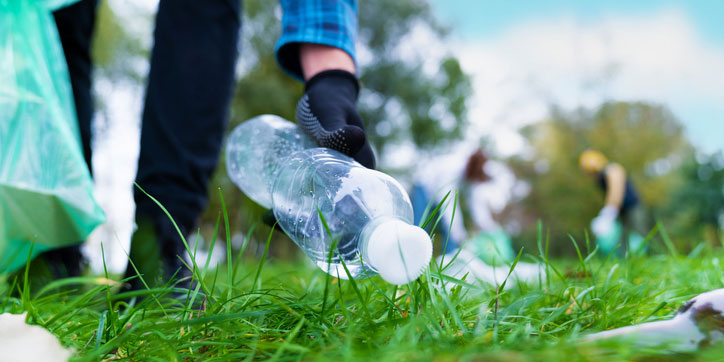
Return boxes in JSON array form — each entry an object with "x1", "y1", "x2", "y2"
[
  {"x1": 300, "y1": 44, "x2": 356, "y2": 80},
  {"x1": 275, "y1": 0, "x2": 375, "y2": 168},
  {"x1": 604, "y1": 163, "x2": 626, "y2": 209},
  {"x1": 591, "y1": 163, "x2": 626, "y2": 236}
]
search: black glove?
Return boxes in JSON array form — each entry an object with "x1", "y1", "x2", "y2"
[{"x1": 296, "y1": 69, "x2": 376, "y2": 169}]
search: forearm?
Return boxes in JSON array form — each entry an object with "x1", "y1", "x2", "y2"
[
  {"x1": 300, "y1": 44, "x2": 356, "y2": 81},
  {"x1": 604, "y1": 164, "x2": 626, "y2": 209},
  {"x1": 293, "y1": 42, "x2": 375, "y2": 168}
]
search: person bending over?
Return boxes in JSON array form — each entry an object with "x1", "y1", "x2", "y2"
[{"x1": 579, "y1": 149, "x2": 648, "y2": 255}]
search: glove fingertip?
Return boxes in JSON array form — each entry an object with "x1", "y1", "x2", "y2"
[
  {"x1": 320, "y1": 125, "x2": 366, "y2": 157},
  {"x1": 341, "y1": 125, "x2": 366, "y2": 152},
  {"x1": 355, "y1": 142, "x2": 376, "y2": 169}
]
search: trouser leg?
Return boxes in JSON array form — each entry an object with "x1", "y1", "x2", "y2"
[
  {"x1": 627, "y1": 205, "x2": 650, "y2": 237},
  {"x1": 46, "y1": 0, "x2": 99, "y2": 277},
  {"x1": 411, "y1": 184, "x2": 428, "y2": 227},
  {"x1": 54, "y1": 0, "x2": 98, "y2": 173},
  {"x1": 131, "y1": 0, "x2": 241, "y2": 280}
]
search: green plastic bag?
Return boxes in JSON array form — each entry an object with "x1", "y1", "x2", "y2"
[
  {"x1": 0, "y1": 0, "x2": 105, "y2": 273},
  {"x1": 463, "y1": 228, "x2": 515, "y2": 266},
  {"x1": 594, "y1": 222, "x2": 647, "y2": 257},
  {"x1": 627, "y1": 231, "x2": 646, "y2": 256},
  {"x1": 594, "y1": 220, "x2": 622, "y2": 256}
]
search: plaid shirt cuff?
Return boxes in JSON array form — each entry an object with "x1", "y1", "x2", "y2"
[{"x1": 275, "y1": 0, "x2": 358, "y2": 82}]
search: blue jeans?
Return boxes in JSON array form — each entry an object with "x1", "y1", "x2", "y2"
[{"x1": 411, "y1": 183, "x2": 458, "y2": 254}]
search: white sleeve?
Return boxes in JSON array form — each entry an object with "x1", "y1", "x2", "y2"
[{"x1": 467, "y1": 184, "x2": 499, "y2": 232}]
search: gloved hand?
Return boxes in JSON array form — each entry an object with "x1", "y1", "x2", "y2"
[
  {"x1": 296, "y1": 69, "x2": 376, "y2": 169},
  {"x1": 591, "y1": 205, "x2": 619, "y2": 236}
]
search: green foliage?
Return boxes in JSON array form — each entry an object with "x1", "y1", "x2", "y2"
[
  {"x1": 91, "y1": 1, "x2": 147, "y2": 82},
  {"x1": 357, "y1": 0, "x2": 471, "y2": 153},
  {"x1": 508, "y1": 102, "x2": 692, "y2": 255},
  {"x1": 659, "y1": 151, "x2": 724, "y2": 247},
  {"x1": 4, "y1": 221, "x2": 724, "y2": 360}
]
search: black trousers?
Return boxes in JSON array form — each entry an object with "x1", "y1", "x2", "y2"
[{"x1": 54, "y1": 0, "x2": 241, "y2": 259}]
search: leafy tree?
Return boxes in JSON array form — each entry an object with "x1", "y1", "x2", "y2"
[
  {"x1": 507, "y1": 102, "x2": 692, "y2": 255},
  {"x1": 660, "y1": 152, "x2": 724, "y2": 247},
  {"x1": 357, "y1": 1, "x2": 471, "y2": 154},
  {"x1": 91, "y1": 1, "x2": 147, "y2": 82}
]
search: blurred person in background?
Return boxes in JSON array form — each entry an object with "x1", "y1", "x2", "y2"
[
  {"x1": 579, "y1": 149, "x2": 648, "y2": 255},
  {"x1": 411, "y1": 148, "x2": 515, "y2": 266},
  {"x1": 42, "y1": 0, "x2": 375, "y2": 291}
]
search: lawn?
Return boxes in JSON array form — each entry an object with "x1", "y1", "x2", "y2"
[{"x1": 2, "y1": 224, "x2": 724, "y2": 361}]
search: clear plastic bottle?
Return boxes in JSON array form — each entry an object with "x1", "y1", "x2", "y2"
[{"x1": 226, "y1": 115, "x2": 432, "y2": 284}]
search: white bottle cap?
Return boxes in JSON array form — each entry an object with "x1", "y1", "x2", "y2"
[{"x1": 364, "y1": 219, "x2": 432, "y2": 285}]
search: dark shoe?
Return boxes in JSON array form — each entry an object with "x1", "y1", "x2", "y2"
[
  {"x1": 122, "y1": 216, "x2": 194, "y2": 301},
  {"x1": 122, "y1": 217, "x2": 163, "y2": 292},
  {"x1": 44, "y1": 243, "x2": 86, "y2": 279}
]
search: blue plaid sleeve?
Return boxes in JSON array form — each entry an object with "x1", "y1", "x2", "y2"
[{"x1": 276, "y1": 0, "x2": 358, "y2": 81}]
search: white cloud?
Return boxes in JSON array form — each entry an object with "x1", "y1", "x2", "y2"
[{"x1": 454, "y1": 9, "x2": 724, "y2": 156}]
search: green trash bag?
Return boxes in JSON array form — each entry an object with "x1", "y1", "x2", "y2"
[
  {"x1": 462, "y1": 228, "x2": 515, "y2": 266},
  {"x1": 594, "y1": 220, "x2": 622, "y2": 256},
  {"x1": 627, "y1": 231, "x2": 647, "y2": 256},
  {"x1": 0, "y1": 0, "x2": 105, "y2": 273},
  {"x1": 594, "y1": 222, "x2": 647, "y2": 257}
]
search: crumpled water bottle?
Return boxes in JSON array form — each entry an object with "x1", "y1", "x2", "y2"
[{"x1": 226, "y1": 115, "x2": 432, "y2": 284}]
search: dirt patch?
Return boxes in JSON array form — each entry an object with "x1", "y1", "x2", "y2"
[{"x1": 689, "y1": 302, "x2": 724, "y2": 348}]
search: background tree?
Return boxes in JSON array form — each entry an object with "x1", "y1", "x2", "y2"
[
  {"x1": 506, "y1": 102, "x2": 693, "y2": 255},
  {"x1": 659, "y1": 151, "x2": 724, "y2": 249}
]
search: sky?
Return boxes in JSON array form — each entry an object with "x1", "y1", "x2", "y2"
[{"x1": 427, "y1": 0, "x2": 724, "y2": 155}]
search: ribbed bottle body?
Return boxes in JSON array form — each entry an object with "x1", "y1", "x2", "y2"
[{"x1": 272, "y1": 148, "x2": 413, "y2": 279}]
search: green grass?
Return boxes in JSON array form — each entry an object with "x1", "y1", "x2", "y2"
[
  {"x1": 3, "y1": 231, "x2": 724, "y2": 361},
  {"x1": 2, "y1": 194, "x2": 724, "y2": 361}
]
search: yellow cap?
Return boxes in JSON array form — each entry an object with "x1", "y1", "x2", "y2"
[{"x1": 579, "y1": 149, "x2": 608, "y2": 173}]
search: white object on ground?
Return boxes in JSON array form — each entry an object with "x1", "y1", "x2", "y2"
[
  {"x1": 364, "y1": 218, "x2": 433, "y2": 285},
  {"x1": 436, "y1": 248, "x2": 545, "y2": 289},
  {"x1": 0, "y1": 312, "x2": 72, "y2": 362},
  {"x1": 584, "y1": 288, "x2": 724, "y2": 352}
]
